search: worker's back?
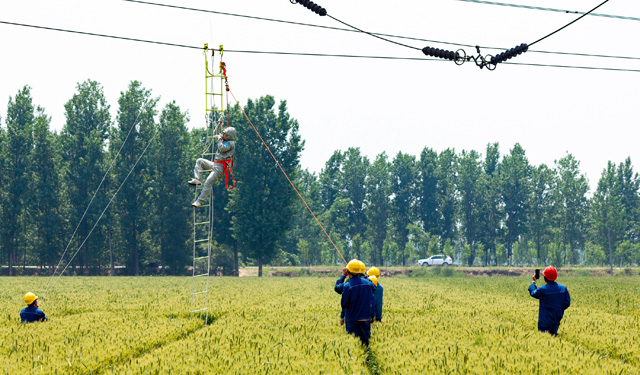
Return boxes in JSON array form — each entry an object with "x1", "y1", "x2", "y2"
[
  {"x1": 341, "y1": 276, "x2": 374, "y2": 321},
  {"x1": 20, "y1": 305, "x2": 47, "y2": 323}
]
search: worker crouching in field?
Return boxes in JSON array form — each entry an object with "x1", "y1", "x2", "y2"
[
  {"x1": 189, "y1": 123, "x2": 236, "y2": 208},
  {"x1": 340, "y1": 259, "x2": 375, "y2": 346},
  {"x1": 20, "y1": 293, "x2": 48, "y2": 323},
  {"x1": 528, "y1": 266, "x2": 570, "y2": 336},
  {"x1": 367, "y1": 267, "x2": 383, "y2": 322}
]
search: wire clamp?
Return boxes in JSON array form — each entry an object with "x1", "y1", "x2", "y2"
[{"x1": 464, "y1": 46, "x2": 496, "y2": 71}]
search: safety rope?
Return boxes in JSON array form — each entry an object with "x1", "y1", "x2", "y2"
[
  {"x1": 228, "y1": 89, "x2": 347, "y2": 264},
  {"x1": 43, "y1": 98, "x2": 150, "y2": 297},
  {"x1": 44, "y1": 118, "x2": 160, "y2": 299}
]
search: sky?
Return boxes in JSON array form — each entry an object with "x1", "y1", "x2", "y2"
[{"x1": 1, "y1": 0, "x2": 639, "y2": 192}]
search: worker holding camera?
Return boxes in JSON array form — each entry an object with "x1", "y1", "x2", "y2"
[{"x1": 528, "y1": 266, "x2": 571, "y2": 336}]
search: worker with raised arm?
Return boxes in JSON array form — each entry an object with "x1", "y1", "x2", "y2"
[
  {"x1": 20, "y1": 293, "x2": 48, "y2": 323},
  {"x1": 528, "y1": 266, "x2": 571, "y2": 336},
  {"x1": 340, "y1": 259, "x2": 375, "y2": 346},
  {"x1": 188, "y1": 119, "x2": 236, "y2": 208}
]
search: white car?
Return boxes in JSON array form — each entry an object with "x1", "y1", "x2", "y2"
[{"x1": 417, "y1": 255, "x2": 452, "y2": 266}]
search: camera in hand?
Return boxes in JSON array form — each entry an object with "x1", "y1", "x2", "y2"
[{"x1": 535, "y1": 269, "x2": 540, "y2": 280}]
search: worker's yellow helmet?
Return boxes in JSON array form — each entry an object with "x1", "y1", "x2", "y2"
[
  {"x1": 367, "y1": 266, "x2": 380, "y2": 278},
  {"x1": 358, "y1": 260, "x2": 366, "y2": 273},
  {"x1": 347, "y1": 259, "x2": 365, "y2": 274},
  {"x1": 24, "y1": 292, "x2": 37, "y2": 305},
  {"x1": 369, "y1": 275, "x2": 378, "y2": 287}
]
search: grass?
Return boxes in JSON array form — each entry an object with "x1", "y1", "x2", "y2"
[{"x1": 1, "y1": 275, "x2": 638, "y2": 374}]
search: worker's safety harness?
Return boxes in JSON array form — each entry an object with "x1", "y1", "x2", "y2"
[{"x1": 215, "y1": 157, "x2": 235, "y2": 189}]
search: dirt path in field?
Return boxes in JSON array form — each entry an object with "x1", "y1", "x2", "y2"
[{"x1": 239, "y1": 268, "x2": 258, "y2": 277}]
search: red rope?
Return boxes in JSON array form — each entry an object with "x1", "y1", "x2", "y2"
[{"x1": 229, "y1": 89, "x2": 347, "y2": 265}]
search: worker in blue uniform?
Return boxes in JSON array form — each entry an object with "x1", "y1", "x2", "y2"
[
  {"x1": 528, "y1": 266, "x2": 570, "y2": 336},
  {"x1": 340, "y1": 259, "x2": 375, "y2": 346},
  {"x1": 367, "y1": 267, "x2": 383, "y2": 322},
  {"x1": 20, "y1": 292, "x2": 48, "y2": 323}
]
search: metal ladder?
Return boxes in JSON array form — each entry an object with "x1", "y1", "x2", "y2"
[{"x1": 190, "y1": 44, "x2": 226, "y2": 325}]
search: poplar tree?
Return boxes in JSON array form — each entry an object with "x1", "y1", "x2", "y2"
[
  {"x1": 365, "y1": 153, "x2": 391, "y2": 266},
  {"x1": 500, "y1": 144, "x2": 530, "y2": 265},
  {"x1": 478, "y1": 143, "x2": 502, "y2": 266},
  {"x1": 150, "y1": 102, "x2": 191, "y2": 275},
  {"x1": 553, "y1": 153, "x2": 589, "y2": 265},
  {"x1": 111, "y1": 81, "x2": 158, "y2": 275},
  {"x1": 31, "y1": 107, "x2": 64, "y2": 270},
  {"x1": 229, "y1": 96, "x2": 303, "y2": 276},
  {"x1": 391, "y1": 152, "x2": 417, "y2": 266},
  {"x1": 590, "y1": 162, "x2": 624, "y2": 275},
  {"x1": 3, "y1": 86, "x2": 35, "y2": 275},
  {"x1": 417, "y1": 147, "x2": 439, "y2": 236},
  {"x1": 457, "y1": 150, "x2": 482, "y2": 265},
  {"x1": 60, "y1": 80, "x2": 111, "y2": 271},
  {"x1": 342, "y1": 147, "x2": 369, "y2": 240},
  {"x1": 437, "y1": 149, "x2": 457, "y2": 243}
]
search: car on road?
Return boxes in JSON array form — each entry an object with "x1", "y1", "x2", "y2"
[{"x1": 417, "y1": 255, "x2": 453, "y2": 266}]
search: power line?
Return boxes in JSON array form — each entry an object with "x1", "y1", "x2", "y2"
[
  {"x1": 0, "y1": 20, "x2": 200, "y2": 50},
  {"x1": 453, "y1": 0, "x2": 640, "y2": 22},
  {"x1": 327, "y1": 15, "x2": 420, "y2": 51},
  {"x1": 119, "y1": 0, "x2": 640, "y2": 62},
  {"x1": 530, "y1": 0, "x2": 611, "y2": 47},
  {"x1": 505, "y1": 62, "x2": 640, "y2": 73},
  {"x1": 1, "y1": 19, "x2": 638, "y2": 73}
]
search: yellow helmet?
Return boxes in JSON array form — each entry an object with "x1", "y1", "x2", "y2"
[
  {"x1": 24, "y1": 292, "x2": 38, "y2": 305},
  {"x1": 369, "y1": 275, "x2": 378, "y2": 287},
  {"x1": 347, "y1": 259, "x2": 365, "y2": 274},
  {"x1": 367, "y1": 266, "x2": 380, "y2": 278},
  {"x1": 358, "y1": 260, "x2": 366, "y2": 273}
]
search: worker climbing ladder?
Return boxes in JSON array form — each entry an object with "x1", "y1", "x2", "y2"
[{"x1": 191, "y1": 44, "x2": 227, "y2": 325}]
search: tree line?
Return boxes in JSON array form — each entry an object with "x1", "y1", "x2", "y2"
[{"x1": 1, "y1": 82, "x2": 639, "y2": 276}]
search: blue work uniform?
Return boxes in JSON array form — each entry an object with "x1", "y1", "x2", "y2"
[
  {"x1": 341, "y1": 276, "x2": 375, "y2": 346},
  {"x1": 528, "y1": 281, "x2": 570, "y2": 335},
  {"x1": 20, "y1": 305, "x2": 48, "y2": 323},
  {"x1": 373, "y1": 283, "x2": 383, "y2": 321}
]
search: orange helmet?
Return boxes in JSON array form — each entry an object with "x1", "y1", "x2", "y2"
[{"x1": 542, "y1": 266, "x2": 557, "y2": 281}]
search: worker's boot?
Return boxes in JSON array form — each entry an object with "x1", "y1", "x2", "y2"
[
  {"x1": 188, "y1": 178, "x2": 201, "y2": 185},
  {"x1": 191, "y1": 200, "x2": 202, "y2": 208}
]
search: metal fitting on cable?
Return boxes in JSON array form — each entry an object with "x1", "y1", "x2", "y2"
[
  {"x1": 291, "y1": 0, "x2": 327, "y2": 16},
  {"x1": 490, "y1": 43, "x2": 528, "y2": 65}
]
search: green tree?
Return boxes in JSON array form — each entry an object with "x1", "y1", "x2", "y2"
[
  {"x1": 111, "y1": 81, "x2": 158, "y2": 275},
  {"x1": 614, "y1": 158, "x2": 639, "y2": 242},
  {"x1": 319, "y1": 150, "x2": 344, "y2": 211},
  {"x1": 457, "y1": 150, "x2": 482, "y2": 266},
  {"x1": 590, "y1": 162, "x2": 624, "y2": 274},
  {"x1": 3, "y1": 86, "x2": 35, "y2": 275},
  {"x1": 528, "y1": 164, "x2": 554, "y2": 264},
  {"x1": 583, "y1": 241, "x2": 606, "y2": 266},
  {"x1": 150, "y1": 102, "x2": 191, "y2": 275},
  {"x1": 31, "y1": 107, "x2": 64, "y2": 270},
  {"x1": 554, "y1": 153, "x2": 589, "y2": 265},
  {"x1": 229, "y1": 96, "x2": 303, "y2": 276},
  {"x1": 280, "y1": 168, "x2": 323, "y2": 266},
  {"x1": 500, "y1": 144, "x2": 530, "y2": 265},
  {"x1": 478, "y1": 143, "x2": 502, "y2": 266},
  {"x1": 60, "y1": 80, "x2": 111, "y2": 271},
  {"x1": 417, "y1": 147, "x2": 440, "y2": 235},
  {"x1": 365, "y1": 153, "x2": 391, "y2": 266},
  {"x1": 437, "y1": 149, "x2": 457, "y2": 243},
  {"x1": 342, "y1": 147, "x2": 369, "y2": 240},
  {"x1": 391, "y1": 152, "x2": 417, "y2": 266}
]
